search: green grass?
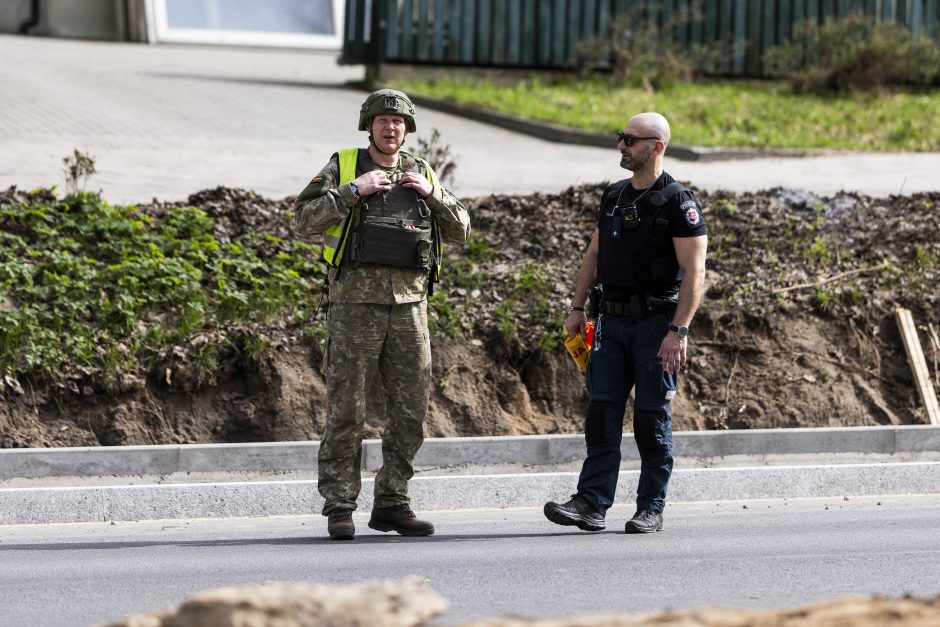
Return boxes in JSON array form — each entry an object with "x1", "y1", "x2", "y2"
[{"x1": 399, "y1": 77, "x2": 940, "y2": 151}]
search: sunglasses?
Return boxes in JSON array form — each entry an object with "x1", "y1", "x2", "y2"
[{"x1": 616, "y1": 132, "x2": 660, "y2": 146}]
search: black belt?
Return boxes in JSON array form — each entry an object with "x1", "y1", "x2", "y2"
[{"x1": 600, "y1": 295, "x2": 676, "y2": 319}]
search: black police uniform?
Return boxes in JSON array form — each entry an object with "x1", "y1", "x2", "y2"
[{"x1": 576, "y1": 171, "x2": 706, "y2": 516}]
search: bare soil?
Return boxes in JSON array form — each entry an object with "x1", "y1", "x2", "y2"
[{"x1": 2, "y1": 183, "x2": 938, "y2": 448}]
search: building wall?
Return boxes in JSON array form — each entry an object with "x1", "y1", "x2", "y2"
[
  {"x1": 0, "y1": 0, "x2": 124, "y2": 40},
  {"x1": 0, "y1": 0, "x2": 342, "y2": 47}
]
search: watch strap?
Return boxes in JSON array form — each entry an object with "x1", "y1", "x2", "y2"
[{"x1": 668, "y1": 323, "x2": 689, "y2": 337}]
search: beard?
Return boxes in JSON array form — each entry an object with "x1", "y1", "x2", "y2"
[{"x1": 620, "y1": 145, "x2": 653, "y2": 171}]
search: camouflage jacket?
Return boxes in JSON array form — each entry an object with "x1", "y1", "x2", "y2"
[{"x1": 293, "y1": 150, "x2": 471, "y2": 304}]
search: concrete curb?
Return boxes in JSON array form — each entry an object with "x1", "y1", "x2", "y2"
[
  {"x1": 3, "y1": 427, "x2": 938, "y2": 524},
  {"x1": 4, "y1": 426, "x2": 939, "y2": 482},
  {"x1": 3, "y1": 462, "x2": 939, "y2": 525},
  {"x1": 351, "y1": 83, "x2": 820, "y2": 162}
]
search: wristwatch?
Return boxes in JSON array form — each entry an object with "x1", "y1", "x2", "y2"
[
  {"x1": 349, "y1": 182, "x2": 360, "y2": 197},
  {"x1": 668, "y1": 324, "x2": 690, "y2": 337}
]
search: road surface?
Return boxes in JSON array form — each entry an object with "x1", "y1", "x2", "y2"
[{"x1": 2, "y1": 494, "x2": 938, "y2": 626}]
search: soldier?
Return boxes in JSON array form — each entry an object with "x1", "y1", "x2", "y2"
[
  {"x1": 293, "y1": 89, "x2": 470, "y2": 540},
  {"x1": 545, "y1": 112, "x2": 707, "y2": 535}
]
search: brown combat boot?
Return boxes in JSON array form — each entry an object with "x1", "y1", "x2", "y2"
[
  {"x1": 327, "y1": 509, "x2": 355, "y2": 540},
  {"x1": 368, "y1": 505, "x2": 435, "y2": 536}
]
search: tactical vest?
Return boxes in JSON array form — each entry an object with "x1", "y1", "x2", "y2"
[
  {"x1": 597, "y1": 179, "x2": 688, "y2": 298},
  {"x1": 323, "y1": 148, "x2": 443, "y2": 281}
]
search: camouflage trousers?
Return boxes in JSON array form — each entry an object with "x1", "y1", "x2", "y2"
[{"x1": 318, "y1": 300, "x2": 431, "y2": 515}]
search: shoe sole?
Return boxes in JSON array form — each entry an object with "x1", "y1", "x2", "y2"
[
  {"x1": 623, "y1": 522, "x2": 664, "y2": 534},
  {"x1": 367, "y1": 521, "x2": 435, "y2": 537},
  {"x1": 329, "y1": 531, "x2": 355, "y2": 540},
  {"x1": 543, "y1": 503, "x2": 605, "y2": 532}
]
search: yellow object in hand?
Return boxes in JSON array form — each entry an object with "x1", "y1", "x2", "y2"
[{"x1": 564, "y1": 322, "x2": 594, "y2": 371}]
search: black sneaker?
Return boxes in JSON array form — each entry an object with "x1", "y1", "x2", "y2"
[
  {"x1": 624, "y1": 509, "x2": 663, "y2": 534},
  {"x1": 327, "y1": 509, "x2": 355, "y2": 540},
  {"x1": 543, "y1": 494, "x2": 605, "y2": 531}
]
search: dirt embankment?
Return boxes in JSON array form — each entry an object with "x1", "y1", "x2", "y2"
[{"x1": 1, "y1": 183, "x2": 938, "y2": 448}]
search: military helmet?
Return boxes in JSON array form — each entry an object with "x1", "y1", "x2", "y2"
[{"x1": 358, "y1": 88, "x2": 417, "y2": 133}]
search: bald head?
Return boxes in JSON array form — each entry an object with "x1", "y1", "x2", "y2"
[{"x1": 629, "y1": 112, "x2": 671, "y2": 146}]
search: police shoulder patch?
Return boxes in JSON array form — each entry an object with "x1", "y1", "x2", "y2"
[{"x1": 680, "y1": 199, "x2": 702, "y2": 227}]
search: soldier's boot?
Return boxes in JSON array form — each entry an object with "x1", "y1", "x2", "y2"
[
  {"x1": 368, "y1": 505, "x2": 435, "y2": 537},
  {"x1": 327, "y1": 509, "x2": 355, "y2": 540}
]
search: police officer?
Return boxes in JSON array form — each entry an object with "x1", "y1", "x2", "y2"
[
  {"x1": 293, "y1": 89, "x2": 470, "y2": 540},
  {"x1": 544, "y1": 112, "x2": 707, "y2": 534}
]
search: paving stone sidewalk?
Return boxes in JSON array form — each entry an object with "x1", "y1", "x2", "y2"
[{"x1": 1, "y1": 34, "x2": 938, "y2": 205}]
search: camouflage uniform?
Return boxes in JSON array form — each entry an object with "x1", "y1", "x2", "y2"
[{"x1": 294, "y1": 151, "x2": 470, "y2": 515}]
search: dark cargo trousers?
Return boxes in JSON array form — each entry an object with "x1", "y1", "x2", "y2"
[
  {"x1": 576, "y1": 312, "x2": 677, "y2": 515},
  {"x1": 318, "y1": 301, "x2": 431, "y2": 516}
]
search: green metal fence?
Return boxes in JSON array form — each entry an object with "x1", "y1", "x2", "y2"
[{"x1": 342, "y1": 0, "x2": 940, "y2": 77}]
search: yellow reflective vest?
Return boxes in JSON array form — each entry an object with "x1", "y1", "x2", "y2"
[{"x1": 322, "y1": 148, "x2": 443, "y2": 282}]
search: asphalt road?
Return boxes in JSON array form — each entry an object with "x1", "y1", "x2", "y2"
[{"x1": 1, "y1": 494, "x2": 938, "y2": 626}]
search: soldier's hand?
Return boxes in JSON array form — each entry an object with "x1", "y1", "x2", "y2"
[
  {"x1": 400, "y1": 172, "x2": 433, "y2": 198},
  {"x1": 354, "y1": 171, "x2": 392, "y2": 196}
]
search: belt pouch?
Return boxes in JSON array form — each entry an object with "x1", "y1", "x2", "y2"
[{"x1": 358, "y1": 217, "x2": 431, "y2": 269}]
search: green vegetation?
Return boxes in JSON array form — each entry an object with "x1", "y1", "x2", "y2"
[
  {"x1": 496, "y1": 261, "x2": 560, "y2": 350},
  {"x1": 400, "y1": 10, "x2": 940, "y2": 152},
  {"x1": 398, "y1": 76, "x2": 940, "y2": 151},
  {"x1": 804, "y1": 235, "x2": 832, "y2": 265},
  {"x1": 916, "y1": 242, "x2": 937, "y2": 271},
  {"x1": 710, "y1": 196, "x2": 739, "y2": 218},
  {"x1": 427, "y1": 290, "x2": 465, "y2": 339},
  {"x1": 427, "y1": 239, "x2": 566, "y2": 354},
  {"x1": 765, "y1": 12, "x2": 940, "y2": 93},
  {"x1": 813, "y1": 282, "x2": 865, "y2": 314},
  {"x1": 0, "y1": 190, "x2": 325, "y2": 391},
  {"x1": 62, "y1": 149, "x2": 97, "y2": 195},
  {"x1": 578, "y1": 7, "x2": 724, "y2": 90},
  {"x1": 427, "y1": 236, "x2": 493, "y2": 339}
]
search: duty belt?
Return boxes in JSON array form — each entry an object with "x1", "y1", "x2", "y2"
[{"x1": 600, "y1": 295, "x2": 676, "y2": 319}]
